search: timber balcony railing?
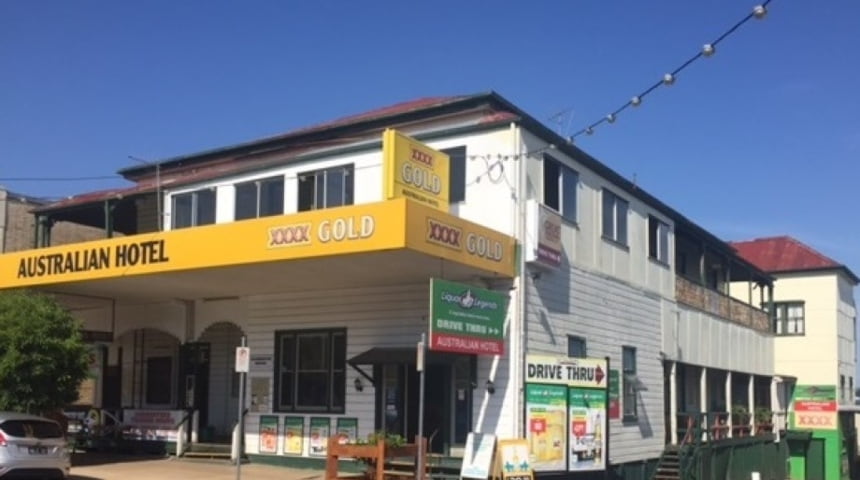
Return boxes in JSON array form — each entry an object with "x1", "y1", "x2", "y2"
[{"x1": 675, "y1": 276, "x2": 770, "y2": 333}]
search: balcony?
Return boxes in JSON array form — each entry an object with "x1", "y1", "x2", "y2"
[{"x1": 676, "y1": 275, "x2": 770, "y2": 333}]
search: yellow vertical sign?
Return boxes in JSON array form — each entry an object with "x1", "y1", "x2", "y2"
[{"x1": 383, "y1": 129, "x2": 450, "y2": 212}]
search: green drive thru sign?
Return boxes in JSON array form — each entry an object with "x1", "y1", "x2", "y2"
[{"x1": 429, "y1": 278, "x2": 508, "y2": 355}]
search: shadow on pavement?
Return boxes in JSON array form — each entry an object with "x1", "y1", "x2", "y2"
[{"x1": 72, "y1": 452, "x2": 167, "y2": 467}]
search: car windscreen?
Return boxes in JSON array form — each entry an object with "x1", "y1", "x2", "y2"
[{"x1": 0, "y1": 420, "x2": 63, "y2": 439}]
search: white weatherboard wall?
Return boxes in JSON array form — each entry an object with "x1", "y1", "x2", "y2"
[
  {"x1": 519, "y1": 130, "x2": 675, "y2": 301},
  {"x1": 664, "y1": 304, "x2": 774, "y2": 375},
  {"x1": 240, "y1": 283, "x2": 514, "y2": 457},
  {"x1": 525, "y1": 266, "x2": 665, "y2": 464}
]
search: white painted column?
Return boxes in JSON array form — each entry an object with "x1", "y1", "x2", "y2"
[
  {"x1": 771, "y1": 378, "x2": 780, "y2": 441},
  {"x1": 748, "y1": 375, "x2": 755, "y2": 435},
  {"x1": 700, "y1": 367, "x2": 708, "y2": 441},
  {"x1": 726, "y1": 371, "x2": 733, "y2": 438},
  {"x1": 670, "y1": 361, "x2": 678, "y2": 444}
]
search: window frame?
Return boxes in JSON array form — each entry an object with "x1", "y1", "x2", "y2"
[
  {"x1": 274, "y1": 328, "x2": 346, "y2": 413},
  {"x1": 622, "y1": 346, "x2": 637, "y2": 421},
  {"x1": 542, "y1": 154, "x2": 578, "y2": 223},
  {"x1": 648, "y1": 216, "x2": 671, "y2": 265},
  {"x1": 234, "y1": 175, "x2": 285, "y2": 220},
  {"x1": 171, "y1": 188, "x2": 216, "y2": 229},
  {"x1": 567, "y1": 335, "x2": 587, "y2": 358},
  {"x1": 768, "y1": 301, "x2": 806, "y2": 336},
  {"x1": 602, "y1": 189, "x2": 629, "y2": 246},
  {"x1": 442, "y1": 146, "x2": 467, "y2": 204},
  {"x1": 297, "y1": 164, "x2": 354, "y2": 212}
]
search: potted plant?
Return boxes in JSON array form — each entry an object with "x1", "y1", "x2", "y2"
[
  {"x1": 754, "y1": 406, "x2": 773, "y2": 434},
  {"x1": 731, "y1": 405, "x2": 751, "y2": 436}
]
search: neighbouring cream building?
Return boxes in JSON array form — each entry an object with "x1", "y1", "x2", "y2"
[
  {"x1": 0, "y1": 93, "x2": 792, "y2": 479},
  {"x1": 731, "y1": 236, "x2": 859, "y2": 405}
]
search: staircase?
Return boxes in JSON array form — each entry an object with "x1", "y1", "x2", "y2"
[
  {"x1": 652, "y1": 445, "x2": 681, "y2": 480},
  {"x1": 180, "y1": 442, "x2": 236, "y2": 461}
]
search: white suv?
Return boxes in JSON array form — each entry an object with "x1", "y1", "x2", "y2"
[{"x1": 0, "y1": 412, "x2": 69, "y2": 479}]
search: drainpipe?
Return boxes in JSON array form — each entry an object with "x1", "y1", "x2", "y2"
[
  {"x1": 513, "y1": 121, "x2": 527, "y2": 439},
  {"x1": 104, "y1": 200, "x2": 115, "y2": 238}
]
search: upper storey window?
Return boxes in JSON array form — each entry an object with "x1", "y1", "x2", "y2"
[
  {"x1": 298, "y1": 165, "x2": 354, "y2": 211},
  {"x1": 172, "y1": 188, "x2": 215, "y2": 229},
  {"x1": 235, "y1": 176, "x2": 284, "y2": 220}
]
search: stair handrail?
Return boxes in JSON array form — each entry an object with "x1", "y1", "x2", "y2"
[{"x1": 174, "y1": 409, "x2": 196, "y2": 457}]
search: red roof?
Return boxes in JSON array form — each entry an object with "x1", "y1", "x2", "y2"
[{"x1": 730, "y1": 236, "x2": 858, "y2": 283}]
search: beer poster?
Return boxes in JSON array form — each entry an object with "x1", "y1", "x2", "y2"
[
  {"x1": 283, "y1": 416, "x2": 304, "y2": 455},
  {"x1": 335, "y1": 417, "x2": 358, "y2": 444},
  {"x1": 309, "y1": 417, "x2": 330, "y2": 456},
  {"x1": 568, "y1": 387, "x2": 607, "y2": 471},
  {"x1": 525, "y1": 383, "x2": 567, "y2": 471},
  {"x1": 258, "y1": 415, "x2": 278, "y2": 454}
]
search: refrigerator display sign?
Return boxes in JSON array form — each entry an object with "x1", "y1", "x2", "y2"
[
  {"x1": 525, "y1": 384, "x2": 567, "y2": 471},
  {"x1": 568, "y1": 388, "x2": 607, "y2": 471}
]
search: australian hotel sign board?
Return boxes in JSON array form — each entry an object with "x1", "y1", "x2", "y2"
[
  {"x1": 791, "y1": 385, "x2": 838, "y2": 431},
  {"x1": 429, "y1": 278, "x2": 509, "y2": 355},
  {"x1": 1, "y1": 199, "x2": 517, "y2": 289},
  {"x1": 383, "y1": 129, "x2": 450, "y2": 213}
]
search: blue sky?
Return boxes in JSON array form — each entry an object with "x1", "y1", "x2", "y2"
[{"x1": 1, "y1": 1, "x2": 858, "y2": 278}]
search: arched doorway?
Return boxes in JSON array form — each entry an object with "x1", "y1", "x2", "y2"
[
  {"x1": 196, "y1": 322, "x2": 244, "y2": 441},
  {"x1": 110, "y1": 328, "x2": 182, "y2": 409}
]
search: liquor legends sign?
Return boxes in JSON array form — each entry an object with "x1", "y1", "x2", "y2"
[
  {"x1": 792, "y1": 384, "x2": 838, "y2": 431},
  {"x1": 429, "y1": 278, "x2": 508, "y2": 355}
]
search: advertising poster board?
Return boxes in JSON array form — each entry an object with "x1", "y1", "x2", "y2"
[
  {"x1": 259, "y1": 415, "x2": 278, "y2": 454},
  {"x1": 309, "y1": 417, "x2": 331, "y2": 456},
  {"x1": 335, "y1": 417, "x2": 358, "y2": 444},
  {"x1": 460, "y1": 432, "x2": 496, "y2": 479},
  {"x1": 525, "y1": 383, "x2": 568, "y2": 471},
  {"x1": 283, "y1": 416, "x2": 304, "y2": 455},
  {"x1": 568, "y1": 387, "x2": 607, "y2": 471},
  {"x1": 496, "y1": 439, "x2": 534, "y2": 480},
  {"x1": 792, "y1": 385, "x2": 838, "y2": 430}
]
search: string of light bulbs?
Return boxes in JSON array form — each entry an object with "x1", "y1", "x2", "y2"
[{"x1": 568, "y1": 1, "x2": 773, "y2": 142}]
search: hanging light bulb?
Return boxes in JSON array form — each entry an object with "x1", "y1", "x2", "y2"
[
  {"x1": 702, "y1": 43, "x2": 715, "y2": 57},
  {"x1": 585, "y1": 127, "x2": 594, "y2": 135},
  {"x1": 631, "y1": 96, "x2": 642, "y2": 107},
  {"x1": 753, "y1": 5, "x2": 767, "y2": 19},
  {"x1": 567, "y1": 136, "x2": 575, "y2": 144},
  {"x1": 606, "y1": 113, "x2": 616, "y2": 124},
  {"x1": 663, "y1": 73, "x2": 676, "y2": 86}
]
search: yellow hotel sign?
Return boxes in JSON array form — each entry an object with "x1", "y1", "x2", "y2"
[
  {"x1": 0, "y1": 199, "x2": 515, "y2": 288},
  {"x1": 383, "y1": 129, "x2": 450, "y2": 212}
]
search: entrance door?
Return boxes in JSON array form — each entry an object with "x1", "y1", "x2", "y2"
[
  {"x1": 806, "y1": 438, "x2": 826, "y2": 480},
  {"x1": 375, "y1": 363, "x2": 452, "y2": 454},
  {"x1": 179, "y1": 343, "x2": 210, "y2": 437}
]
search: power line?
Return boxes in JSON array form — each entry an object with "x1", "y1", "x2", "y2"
[{"x1": 569, "y1": 1, "x2": 773, "y2": 142}]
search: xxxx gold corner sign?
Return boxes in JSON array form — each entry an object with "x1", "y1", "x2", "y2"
[
  {"x1": 426, "y1": 218, "x2": 503, "y2": 262},
  {"x1": 383, "y1": 129, "x2": 450, "y2": 212}
]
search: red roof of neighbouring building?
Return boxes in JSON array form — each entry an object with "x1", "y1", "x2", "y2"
[{"x1": 730, "y1": 236, "x2": 858, "y2": 283}]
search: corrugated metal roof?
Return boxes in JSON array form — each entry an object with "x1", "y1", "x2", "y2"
[{"x1": 730, "y1": 236, "x2": 858, "y2": 283}]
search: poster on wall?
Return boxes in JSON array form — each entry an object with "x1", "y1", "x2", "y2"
[
  {"x1": 283, "y1": 417, "x2": 304, "y2": 455},
  {"x1": 259, "y1": 415, "x2": 279, "y2": 454},
  {"x1": 608, "y1": 369, "x2": 620, "y2": 420},
  {"x1": 335, "y1": 418, "x2": 358, "y2": 444},
  {"x1": 250, "y1": 377, "x2": 271, "y2": 413},
  {"x1": 568, "y1": 387, "x2": 607, "y2": 471},
  {"x1": 309, "y1": 417, "x2": 331, "y2": 456},
  {"x1": 525, "y1": 383, "x2": 568, "y2": 471}
]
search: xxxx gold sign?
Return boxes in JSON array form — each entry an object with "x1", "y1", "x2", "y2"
[
  {"x1": 406, "y1": 201, "x2": 515, "y2": 277},
  {"x1": 267, "y1": 217, "x2": 375, "y2": 248},
  {"x1": 383, "y1": 129, "x2": 450, "y2": 212}
]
